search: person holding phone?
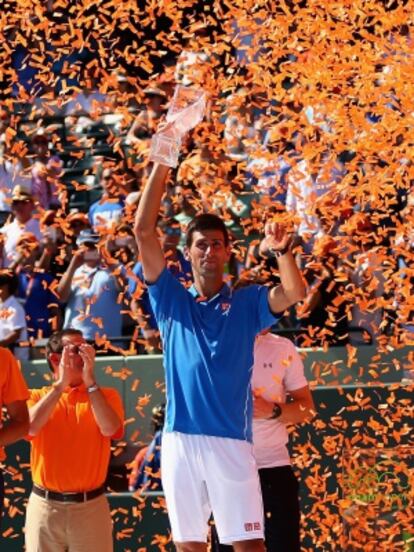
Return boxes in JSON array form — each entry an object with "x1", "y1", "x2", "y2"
[
  {"x1": 24, "y1": 328, "x2": 124, "y2": 551},
  {"x1": 57, "y1": 230, "x2": 128, "y2": 348}
]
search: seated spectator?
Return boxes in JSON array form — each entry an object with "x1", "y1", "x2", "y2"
[
  {"x1": 129, "y1": 219, "x2": 192, "y2": 352},
  {"x1": 57, "y1": 229, "x2": 128, "y2": 350},
  {"x1": 0, "y1": 133, "x2": 31, "y2": 213},
  {"x1": 128, "y1": 404, "x2": 165, "y2": 492},
  {"x1": 0, "y1": 270, "x2": 28, "y2": 360},
  {"x1": 0, "y1": 186, "x2": 43, "y2": 267},
  {"x1": 88, "y1": 165, "x2": 125, "y2": 233},
  {"x1": 106, "y1": 223, "x2": 138, "y2": 339},
  {"x1": 30, "y1": 132, "x2": 62, "y2": 210},
  {"x1": 13, "y1": 233, "x2": 61, "y2": 340},
  {"x1": 66, "y1": 210, "x2": 90, "y2": 236},
  {"x1": 35, "y1": 210, "x2": 71, "y2": 277},
  {"x1": 107, "y1": 223, "x2": 138, "y2": 270}
]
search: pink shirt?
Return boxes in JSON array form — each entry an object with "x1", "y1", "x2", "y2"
[{"x1": 252, "y1": 333, "x2": 308, "y2": 468}]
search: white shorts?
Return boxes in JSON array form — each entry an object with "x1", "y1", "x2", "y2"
[{"x1": 161, "y1": 431, "x2": 264, "y2": 544}]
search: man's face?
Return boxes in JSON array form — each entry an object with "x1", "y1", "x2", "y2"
[
  {"x1": 186, "y1": 230, "x2": 230, "y2": 278},
  {"x1": 55, "y1": 334, "x2": 86, "y2": 385},
  {"x1": 16, "y1": 239, "x2": 39, "y2": 267},
  {"x1": 12, "y1": 199, "x2": 33, "y2": 219},
  {"x1": 0, "y1": 283, "x2": 9, "y2": 301},
  {"x1": 32, "y1": 138, "x2": 48, "y2": 157},
  {"x1": 82, "y1": 243, "x2": 100, "y2": 266},
  {"x1": 101, "y1": 169, "x2": 117, "y2": 195},
  {"x1": 160, "y1": 228, "x2": 180, "y2": 253}
]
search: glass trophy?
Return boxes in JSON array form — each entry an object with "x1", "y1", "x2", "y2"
[{"x1": 150, "y1": 85, "x2": 207, "y2": 168}]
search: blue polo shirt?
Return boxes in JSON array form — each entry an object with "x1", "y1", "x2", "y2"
[
  {"x1": 148, "y1": 268, "x2": 279, "y2": 442},
  {"x1": 128, "y1": 252, "x2": 192, "y2": 331}
]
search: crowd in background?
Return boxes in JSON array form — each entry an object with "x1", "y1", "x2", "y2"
[{"x1": 0, "y1": 16, "x2": 413, "y2": 359}]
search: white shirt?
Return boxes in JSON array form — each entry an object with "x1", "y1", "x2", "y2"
[
  {"x1": 252, "y1": 333, "x2": 308, "y2": 469},
  {"x1": 1, "y1": 218, "x2": 43, "y2": 267},
  {"x1": 0, "y1": 295, "x2": 28, "y2": 360}
]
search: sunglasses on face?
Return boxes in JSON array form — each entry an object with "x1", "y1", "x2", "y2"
[
  {"x1": 57, "y1": 344, "x2": 85, "y2": 355},
  {"x1": 12, "y1": 200, "x2": 30, "y2": 206}
]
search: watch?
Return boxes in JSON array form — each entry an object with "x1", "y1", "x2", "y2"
[
  {"x1": 87, "y1": 383, "x2": 99, "y2": 394},
  {"x1": 270, "y1": 244, "x2": 291, "y2": 258},
  {"x1": 269, "y1": 403, "x2": 282, "y2": 419}
]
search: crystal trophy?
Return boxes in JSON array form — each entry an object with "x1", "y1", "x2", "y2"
[{"x1": 150, "y1": 85, "x2": 206, "y2": 168}]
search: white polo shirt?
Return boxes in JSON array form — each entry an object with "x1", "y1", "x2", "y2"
[
  {"x1": 0, "y1": 295, "x2": 28, "y2": 360},
  {"x1": 252, "y1": 333, "x2": 308, "y2": 468}
]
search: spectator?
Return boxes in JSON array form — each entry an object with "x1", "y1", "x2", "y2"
[
  {"x1": 24, "y1": 329, "x2": 124, "y2": 552},
  {"x1": 0, "y1": 185, "x2": 43, "y2": 268},
  {"x1": 0, "y1": 270, "x2": 28, "y2": 360},
  {"x1": 0, "y1": 133, "x2": 31, "y2": 214},
  {"x1": 30, "y1": 132, "x2": 62, "y2": 210},
  {"x1": 106, "y1": 223, "x2": 138, "y2": 270},
  {"x1": 128, "y1": 403, "x2": 165, "y2": 492},
  {"x1": 35, "y1": 210, "x2": 71, "y2": 277},
  {"x1": 57, "y1": 230, "x2": 128, "y2": 349},
  {"x1": 13, "y1": 233, "x2": 61, "y2": 340},
  {"x1": 88, "y1": 165, "x2": 124, "y2": 233},
  {"x1": 0, "y1": 347, "x2": 29, "y2": 517}
]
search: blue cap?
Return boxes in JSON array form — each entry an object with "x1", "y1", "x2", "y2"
[{"x1": 76, "y1": 229, "x2": 100, "y2": 246}]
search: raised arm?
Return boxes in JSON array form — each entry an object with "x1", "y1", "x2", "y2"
[
  {"x1": 28, "y1": 347, "x2": 72, "y2": 436},
  {"x1": 79, "y1": 344, "x2": 123, "y2": 437},
  {"x1": 56, "y1": 250, "x2": 84, "y2": 302},
  {"x1": 262, "y1": 222, "x2": 306, "y2": 313},
  {"x1": 134, "y1": 163, "x2": 170, "y2": 283}
]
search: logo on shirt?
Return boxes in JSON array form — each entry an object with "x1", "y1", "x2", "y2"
[
  {"x1": 220, "y1": 302, "x2": 231, "y2": 315},
  {"x1": 244, "y1": 522, "x2": 262, "y2": 532},
  {"x1": 0, "y1": 308, "x2": 13, "y2": 320}
]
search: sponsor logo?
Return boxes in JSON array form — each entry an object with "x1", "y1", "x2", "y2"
[
  {"x1": 220, "y1": 301, "x2": 231, "y2": 314},
  {"x1": 244, "y1": 522, "x2": 261, "y2": 532}
]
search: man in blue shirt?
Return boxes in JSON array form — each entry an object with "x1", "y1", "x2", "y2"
[{"x1": 134, "y1": 153, "x2": 305, "y2": 551}]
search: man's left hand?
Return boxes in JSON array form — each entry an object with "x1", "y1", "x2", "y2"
[
  {"x1": 264, "y1": 221, "x2": 293, "y2": 253},
  {"x1": 79, "y1": 344, "x2": 96, "y2": 388},
  {"x1": 253, "y1": 394, "x2": 275, "y2": 419}
]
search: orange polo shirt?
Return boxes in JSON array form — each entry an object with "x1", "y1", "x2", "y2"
[
  {"x1": 0, "y1": 347, "x2": 29, "y2": 462},
  {"x1": 28, "y1": 385, "x2": 124, "y2": 492}
]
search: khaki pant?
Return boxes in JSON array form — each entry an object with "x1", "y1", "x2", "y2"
[{"x1": 25, "y1": 492, "x2": 113, "y2": 552}]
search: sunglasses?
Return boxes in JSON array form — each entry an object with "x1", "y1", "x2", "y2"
[
  {"x1": 12, "y1": 199, "x2": 31, "y2": 205},
  {"x1": 56, "y1": 345, "x2": 82, "y2": 355}
]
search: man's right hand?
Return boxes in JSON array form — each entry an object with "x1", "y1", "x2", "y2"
[
  {"x1": 54, "y1": 346, "x2": 72, "y2": 391},
  {"x1": 71, "y1": 248, "x2": 85, "y2": 269}
]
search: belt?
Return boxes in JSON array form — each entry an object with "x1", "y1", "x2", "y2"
[{"x1": 32, "y1": 484, "x2": 105, "y2": 503}]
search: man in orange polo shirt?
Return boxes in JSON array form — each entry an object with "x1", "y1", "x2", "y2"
[
  {"x1": 25, "y1": 329, "x2": 124, "y2": 552},
  {"x1": 0, "y1": 347, "x2": 29, "y2": 518}
]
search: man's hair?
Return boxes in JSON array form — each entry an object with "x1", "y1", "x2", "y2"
[
  {"x1": 185, "y1": 213, "x2": 230, "y2": 248},
  {"x1": 46, "y1": 329, "x2": 83, "y2": 370},
  {"x1": 0, "y1": 270, "x2": 18, "y2": 295}
]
